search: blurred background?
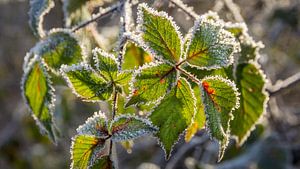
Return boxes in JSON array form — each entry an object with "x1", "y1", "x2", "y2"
[{"x1": 0, "y1": 0, "x2": 299, "y2": 168}]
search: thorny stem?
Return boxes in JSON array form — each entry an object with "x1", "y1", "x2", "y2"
[
  {"x1": 223, "y1": 0, "x2": 244, "y2": 22},
  {"x1": 112, "y1": 89, "x2": 118, "y2": 119},
  {"x1": 71, "y1": 2, "x2": 123, "y2": 32},
  {"x1": 109, "y1": 87, "x2": 118, "y2": 157},
  {"x1": 267, "y1": 71, "x2": 300, "y2": 96}
]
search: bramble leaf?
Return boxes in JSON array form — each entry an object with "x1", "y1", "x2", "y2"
[
  {"x1": 185, "y1": 12, "x2": 239, "y2": 69},
  {"x1": 61, "y1": 63, "x2": 113, "y2": 102},
  {"x1": 114, "y1": 71, "x2": 132, "y2": 87},
  {"x1": 77, "y1": 112, "x2": 109, "y2": 138},
  {"x1": 93, "y1": 48, "x2": 118, "y2": 81},
  {"x1": 29, "y1": 0, "x2": 54, "y2": 37},
  {"x1": 22, "y1": 57, "x2": 56, "y2": 142},
  {"x1": 126, "y1": 62, "x2": 177, "y2": 107},
  {"x1": 137, "y1": 3, "x2": 182, "y2": 64},
  {"x1": 114, "y1": 93, "x2": 136, "y2": 116},
  {"x1": 225, "y1": 23, "x2": 264, "y2": 63},
  {"x1": 122, "y1": 42, "x2": 153, "y2": 70},
  {"x1": 36, "y1": 30, "x2": 83, "y2": 73},
  {"x1": 71, "y1": 135, "x2": 106, "y2": 169},
  {"x1": 231, "y1": 63, "x2": 268, "y2": 145},
  {"x1": 149, "y1": 77, "x2": 196, "y2": 158},
  {"x1": 200, "y1": 76, "x2": 239, "y2": 161},
  {"x1": 109, "y1": 115, "x2": 157, "y2": 142},
  {"x1": 185, "y1": 86, "x2": 206, "y2": 142},
  {"x1": 93, "y1": 48, "x2": 132, "y2": 86}
]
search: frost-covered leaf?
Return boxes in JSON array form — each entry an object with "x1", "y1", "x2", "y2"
[
  {"x1": 111, "y1": 93, "x2": 136, "y2": 116},
  {"x1": 231, "y1": 63, "x2": 268, "y2": 145},
  {"x1": 93, "y1": 48, "x2": 132, "y2": 87},
  {"x1": 137, "y1": 3, "x2": 182, "y2": 64},
  {"x1": 29, "y1": 0, "x2": 54, "y2": 37},
  {"x1": 184, "y1": 65, "x2": 232, "y2": 81},
  {"x1": 122, "y1": 42, "x2": 153, "y2": 70},
  {"x1": 184, "y1": 12, "x2": 239, "y2": 69},
  {"x1": 114, "y1": 71, "x2": 132, "y2": 86},
  {"x1": 200, "y1": 76, "x2": 239, "y2": 161},
  {"x1": 149, "y1": 77, "x2": 196, "y2": 158},
  {"x1": 225, "y1": 23, "x2": 264, "y2": 63},
  {"x1": 93, "y1": 48, "x2": 118, "y2": 81},
  {"x1": 77, "y1": 112, "x2": 109, "y2": 138},
  {"x1": 126, "y1": 62, "x2": 177, "y2": 107},
  {"x1": 35, "y1": 30, "x2": 83, "y2": 73},
  {"x1": 71, "y1": 135, "x2": 106, "y2": 169},
  {"x1": 185, "y1": 86, "x2": 205, "y2": 142},
  {"x1": 91, "y1": 156, "x2": 115, "y2": 169},
  {"x1": 61, "y1": 63, "x2": 113, "y2": 102},
  {"x1": 109, "y1": 115, "x2": 157, "y2": 142},
  {"x1": 22, "y1": 57, "x2": 56, "y2": 142}
]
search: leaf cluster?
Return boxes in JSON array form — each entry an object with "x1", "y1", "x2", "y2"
[{"x1": 22, "y1": 1, "x2": 269, "y2": 168}]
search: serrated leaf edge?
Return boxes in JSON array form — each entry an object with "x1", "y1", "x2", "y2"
[
  {"x1": 70, "y1": 135, "x2": 107, "y2": 169},
  {"x1": 92, "y1": 47, "x2": 119, "y2": 74},
  {"x1": 184, "y1": 11, "x2": 240, "y2": 70},
  {"x1": 147, "y1": 77, "x2": 197, "y2": 159},
  {"x1": 232, "y1": 61, "x2": 269, "y2": 146},
  {"x1": 60, "y1": 62, "x2": 112, "y2": 103},
  {"x1": 200, "y1": 75, "x2": 240, "y2": 160},
  {"x1": 76, "y1": 111, "x2": 109, "y2": 137},
  {"x1": 136, "y1": 3, "x2": 184, "y2": 65},
  {"x1": 29, "y1": 0, "x2": 55, "y2": 37},
  {"x1": 21, "y1": 54, "x2": 57, "y2": 143},
  {"x1": 125, "y1": 61, "x2": 178, "y2": 107},
  {"x1": 109, "y1": 115, "x2": 158, "y2": 142}
]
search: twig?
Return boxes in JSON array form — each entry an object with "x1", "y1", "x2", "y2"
[
  {"x1": 71, "y1": 2, "x2": 123, "y2": 32},
  {"x1": 223, "y1": 0, "x2": 244, "y2": 22},
  {"x1": 169, "y1": 0, "x2": 198, "y2": 19},
  {"x1": 267, "y1": 72, "x2": 300, "y2": 96}
]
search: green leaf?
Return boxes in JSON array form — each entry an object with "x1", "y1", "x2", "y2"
[
  {"x1": 230, "y1": 63, "x2": 268, "y2": 145},
  {"x1": 61, "y1": 63, "x2": 113, "y2": 102},
  {"x1": 184, "y1": 12, "x2": 239, "y2": 69},
  {"x1": 114, "y1": 93, "x2": 136, "y2": 116},
  {"x1": 93, "y1": 48, "x2": 132, "y2": 87},
  {"x1": 22, "y1": 57, "x2": 56, "y2": 142},
  {"x1": 114, "y1": 71, "x2": 132, "y2": 87},
  {"x1": 149, "y1": 77, "x2": 196, "y2": 158},
  {"x1": 184, "y1": 64, "x2": 231, "y2": 80},
  {"x1": 71, "y1": 135, "x2": 106, "y2": 169},
  {"x1": 137, "y1": 3, "x2": 182, "y2": 64},
  {"x1": 91, "y1": 156, "x2": 115, "y2": 169},
  {"x1": 200, "y1": 76, "x2": 239, "y2": 161},
  {"x1": 29, "y1": 0, "x2": 54, "y2": 37},
  {"x1": 77, "y1": 111, "x2": 109, "y2": 138},
  {"x1": 122, "y1": 42, "x2": 153, "y2": 70},
  {"x1": 35, "y1": 30, "x2": 83, "y2": 73},
  {"x1": 109, "y1": 115, "x2": 157, "y2": 142},
  {"x1": 225, "y1": 23, "x2": 264, "y2": 63},
  {"x1": 93, "y1": 48, "x2": 118, "y2": 81},
  {"x1": 126, "y1": 62, "x2": 177, "y2": 107},
  {"x1": 185, "y1": 86, "x2": 206, "y2": 142}
]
